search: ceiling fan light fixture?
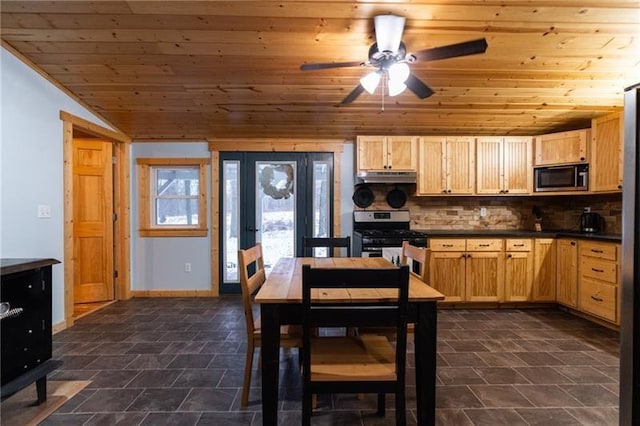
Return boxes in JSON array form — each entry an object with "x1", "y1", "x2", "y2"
[
  {"x1": 374, "y1": 15, "x2": 406, "y2": 53},
  {"x1": 360, "y1": 71, "x2": 381, "y2": 94},
  {"x1": 388, "y1": 80, "x2": 407, "y2": 97},
  {"x1": 388, "y1": 62, "x2": 410, "y2": 83}
]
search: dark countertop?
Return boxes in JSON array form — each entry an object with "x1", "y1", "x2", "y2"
[
  {"x1": 415, "y1": 230, "x2": 622, "y2": 243},
  {"x1": 0, "y1": 258, "x2": 60, "y2": 276}
]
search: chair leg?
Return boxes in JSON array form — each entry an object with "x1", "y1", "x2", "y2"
[
  {"x1": 241, "y1": 341, "x2": 255, "y2": 407},
  {"x1": 302, "y1": 386, "x2": 312, "y2": 426},
  {"x1": 395, "y1": 389, "x2": 406, "y2": 425},
  {"x1": 377, "y1": 393, "x2": 386, "y2": 417}
]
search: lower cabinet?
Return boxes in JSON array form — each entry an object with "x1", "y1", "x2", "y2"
[
  {"x1": 429, "y1": 238, "x2": 503, "y2": 303},
  {"x1": 533, "y1": 238, "x2": 556, "y2": 301},
  {"x1": 578, "y1": 241, "x2": 620, "y2": 324},
  {"x1": 504, "y1": 239, "x2": 533, "y2": 302},
  {"x1": 428, "y1": 236, "x2": 621, "y2": 326},
  {"x1": 556, "y1": 239, "x2": 579, "y2": 307}
]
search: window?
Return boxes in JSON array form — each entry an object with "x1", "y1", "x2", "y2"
[{"x1": 137, "y1": 158, "x2": 209, "y2": 237}]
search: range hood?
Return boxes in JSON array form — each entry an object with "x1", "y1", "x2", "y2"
[{"x1": 355, "y1": 170, "x2": 417, "y2": 184}]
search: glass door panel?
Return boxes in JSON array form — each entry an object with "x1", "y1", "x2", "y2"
[
  {"x1": 222, "y1": 160, "x2": 240, "y2": 283},
  {"x1": 255, "y1": 161, "x2": 296, "y2": 274},
  {"x1": 311, "y1": 160, "x2": 331, "y2": 257}
]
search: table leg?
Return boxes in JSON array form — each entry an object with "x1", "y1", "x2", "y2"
[
  {"x1": 415, "y1": 301, "x2": 437, "y2": 426},
  {"x1": 260, "y1": 303, "x2": 281, "y2": 425}
]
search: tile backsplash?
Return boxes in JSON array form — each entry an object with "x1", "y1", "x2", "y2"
[{"x1": 356, "y1": 185, "x2": 622, "y2": 234}]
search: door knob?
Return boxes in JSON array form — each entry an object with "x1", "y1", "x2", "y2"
[{"x1": 247, "y1": 227, "x2": 260, "y2": 232}]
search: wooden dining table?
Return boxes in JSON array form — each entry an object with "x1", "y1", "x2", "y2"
[{"x1": 255, "y1": 257, "x2": 445, "y2": 425}]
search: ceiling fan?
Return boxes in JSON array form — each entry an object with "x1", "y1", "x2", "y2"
[{"x1": 300, "y1": 15, "x2": 488, "y2": 104}]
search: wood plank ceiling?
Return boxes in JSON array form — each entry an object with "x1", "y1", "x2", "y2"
[{"x1": 2, "y1": 1, "x2": 639, "y2": 141}]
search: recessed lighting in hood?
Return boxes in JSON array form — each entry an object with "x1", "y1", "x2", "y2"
[{"x1": 355, "y1": 171, "x2": 417, "y2": 185}]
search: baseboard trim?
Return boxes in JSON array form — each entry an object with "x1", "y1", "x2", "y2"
[
  {"x1": 131, "y1": 290, "x2": 217, "y2": 298},
  {"x1": 52, "y1": 320, "x2": 67, "y2": 334}
]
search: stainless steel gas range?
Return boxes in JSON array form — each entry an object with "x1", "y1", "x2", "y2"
[{"x1": 352, "y1": 210, "x2": 428, "y2": 258}]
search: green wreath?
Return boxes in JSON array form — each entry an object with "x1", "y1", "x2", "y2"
[{"x1": 259, "y1": 164, "x2": 294, "y2": 200}]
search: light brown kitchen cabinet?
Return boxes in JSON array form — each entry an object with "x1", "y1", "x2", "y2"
[
  {"x1": 533, "y1": 238, "x2": 556, "y2": 301},
  {"x1": 534, "y1": 129, "x2": 590, "y2": 166},
  {"x1": 476, "y1": 137, "x2": 532, "y2": 194},
  {"x1": 429, "y1": 238, "x2": 503, "y2": 302},
  {"x1": 429, "y1": 251, "x2": 466, "y2": 302},
  {"x1": 417, "y1": 137, "x2": 475, "y2": 195},
  {"x1": 504, "y1": 239, "x2": 533, "y2": 301},
  {"x1": 591, "y1": 112, "x2": 623, "y2": 192},
  {"x1": 578, "y1": 241, "x2": 620, "y2": 324},
  {"x1": 556, "y1": 239, "x2": 578, "y2": 308},
  {"x1": 356, "y1": 135, "x2": 417, "y2": 172}
]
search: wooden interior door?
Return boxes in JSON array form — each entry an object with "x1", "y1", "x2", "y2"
[{"x1": 73, "y1": 138, "x2": 114, "y2": 303}]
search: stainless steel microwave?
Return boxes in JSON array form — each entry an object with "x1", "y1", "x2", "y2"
[{"x1": 534, "y1": 164, "x2": 589, "y2": 192}]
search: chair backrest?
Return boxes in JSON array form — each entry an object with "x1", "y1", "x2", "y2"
[
  {"x1": 238, "y1": 243, "x2": 267, "y2": 337},
  {"x1": 401, "y1": 241, "x2": 430, "y2": 282},
  {"x1": 301, "y1": 264, "x2": 410, "y2": 379},
  {"x1": 302, "y1": 236, "x2": 351, "y2": 257}
]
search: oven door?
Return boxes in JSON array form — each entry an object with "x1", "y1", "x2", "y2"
[{"x1": 361, "y1": 247, "x2": 383, "y2": 258}]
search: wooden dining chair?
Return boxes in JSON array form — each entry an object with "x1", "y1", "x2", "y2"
[
  {"x1": 400, "y1": 241, "x2": 430, "y2": 282},
  {"x1": 301, "y1": 264, "x2": 410, "y2": 425},
  {"x1": 238, "y1": 243, "x2": 301, "y2": 407},
  {"x1": 302, "y1": 236, "x2": 351, "y2": 258}
]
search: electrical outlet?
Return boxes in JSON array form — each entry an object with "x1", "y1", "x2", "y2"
[
  {"x1": 37, "y1": 205, "x2": 51, "y2": 218},
  {"x1": 583, "y1": 207, "x2": 591, "y2": 213},
  {"x1": 480, "y1": 207, "x2": 487, "y2": 218},
  {"x1": 184, "y1": 263, "x2": 191, "y2": 272}
]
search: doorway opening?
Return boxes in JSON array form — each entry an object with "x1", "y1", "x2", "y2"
[{"x1": 61, "y1": 112, "x2": 131, "y2": 328}]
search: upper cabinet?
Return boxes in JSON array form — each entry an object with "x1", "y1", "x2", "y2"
[
  {"x1": 417, "y1": 137, "x2": 475, "y2": 195},
  {"x1": 356, "y1": 136, "x2": 417, "y2": 172},
  {"x1": 534, "y1": 129, "x2": 590, "y2": 166},
  {"x1": 591, "y1": 112, "x2": 623, "y2": 192},
  {"x1": 476, "y1": 137, "x2": 532, "y2": 194}
]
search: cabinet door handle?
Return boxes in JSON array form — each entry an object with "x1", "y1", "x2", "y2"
[
  {"x1": 591, "y1": 249, "x2": 603, "y2": 254},
  {"x1": 591, "y1": 295, "x2": 604, "y2": 302},
  {"x1": 507, "y1": 254, "x2": 512, "y2": 258},
  {"x1": 571, "y1": 241, "x2": 576, "y2": 246},
  {"x1": 479, "y1": 244, "x2": 491, "y2": 247},
  {"x1": 466, "y1": 254, "x2": 472, "y2": 258},
  {"x1": 591, "y1": 268, "x2": 604, "y2": 273},
  {"x1": 514, "y1": 244, "x2": 524, "y2": 247},
  {"x1": 443, "y1": 244, "x2": 454, "y2": 248}
]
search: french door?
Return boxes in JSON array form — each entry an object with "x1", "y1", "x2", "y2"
[{"x1": 219, "y1": 152, "x2": 333, "y2": 293}]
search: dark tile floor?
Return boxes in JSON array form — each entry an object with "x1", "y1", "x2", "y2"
[{"x1": 41, "y1": 297, "x2": 619, "y2": 425}]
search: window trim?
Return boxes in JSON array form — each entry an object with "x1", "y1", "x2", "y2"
[{"x1": 137, "y1": 157, "x2": 209, "y2": 237}]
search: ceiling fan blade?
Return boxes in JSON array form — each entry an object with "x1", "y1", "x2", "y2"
[
  {"x1": 300, "y1": 61, "x2": 363, "y2": 71},
  {"x1": 406, "y1": 74, "x2": 434, "y2": 99},
  {"x1": 413, "y1": 38, "x2": 488, "y2": 62},
  {"x1": 374, "y1": 15, "x2": 405, "y2": 53},
  {"x1": 341, "y1": 84, "x2": 365, "y2": 104}
]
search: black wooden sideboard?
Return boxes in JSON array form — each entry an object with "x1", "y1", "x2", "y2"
[{"x1": 1, "y1": 258, "x2": 61, "y2": 403}]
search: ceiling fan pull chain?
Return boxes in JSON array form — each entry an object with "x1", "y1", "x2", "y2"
[{"x1": 381, "y1": 74, "x2": 386, "y2": 112}]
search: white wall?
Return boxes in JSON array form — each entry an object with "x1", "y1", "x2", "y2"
[
  {"x1": 131, "y1": 142, "x2": 211, "y2": 291},
  {"x1": 0, "y1": 47, "x2": 112, "y2": 325}
]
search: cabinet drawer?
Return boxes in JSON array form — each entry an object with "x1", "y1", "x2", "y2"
[
  {"x1": 580, "y1": 241, "x2": 617, "y2": 261},
  {"x1": 505, "y1": 239, "x2": 532, "y2": 251},
  {"x1": 580, "y1": 278, "x2": 617, "y2": 323},
  {"x1": 467, "y1": 239, "x2": 503, "y2": 251},
  {"x1": 581, "y1": 258, "x2": 617, "y2": 284},
  {"x1": 429, "y1": 239, "x2": 466, "y2": 251}
]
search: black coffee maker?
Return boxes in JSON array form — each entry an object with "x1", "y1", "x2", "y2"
[{"x1": 579, "y1": 212, "x2": 603, "y2": 233}]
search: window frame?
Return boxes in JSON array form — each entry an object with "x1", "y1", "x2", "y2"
[{"x1": 137, "y1": 157, "x2": 209, "y2": 237}]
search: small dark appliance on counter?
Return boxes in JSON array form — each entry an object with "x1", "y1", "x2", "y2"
[{"x1": 579, "y1": 212, "x2": 603, "y2": 233}]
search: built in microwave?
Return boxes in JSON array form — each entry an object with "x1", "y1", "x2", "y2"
[{"x1": 534, "y1": 164, "x2": 589, "y2": 192}]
